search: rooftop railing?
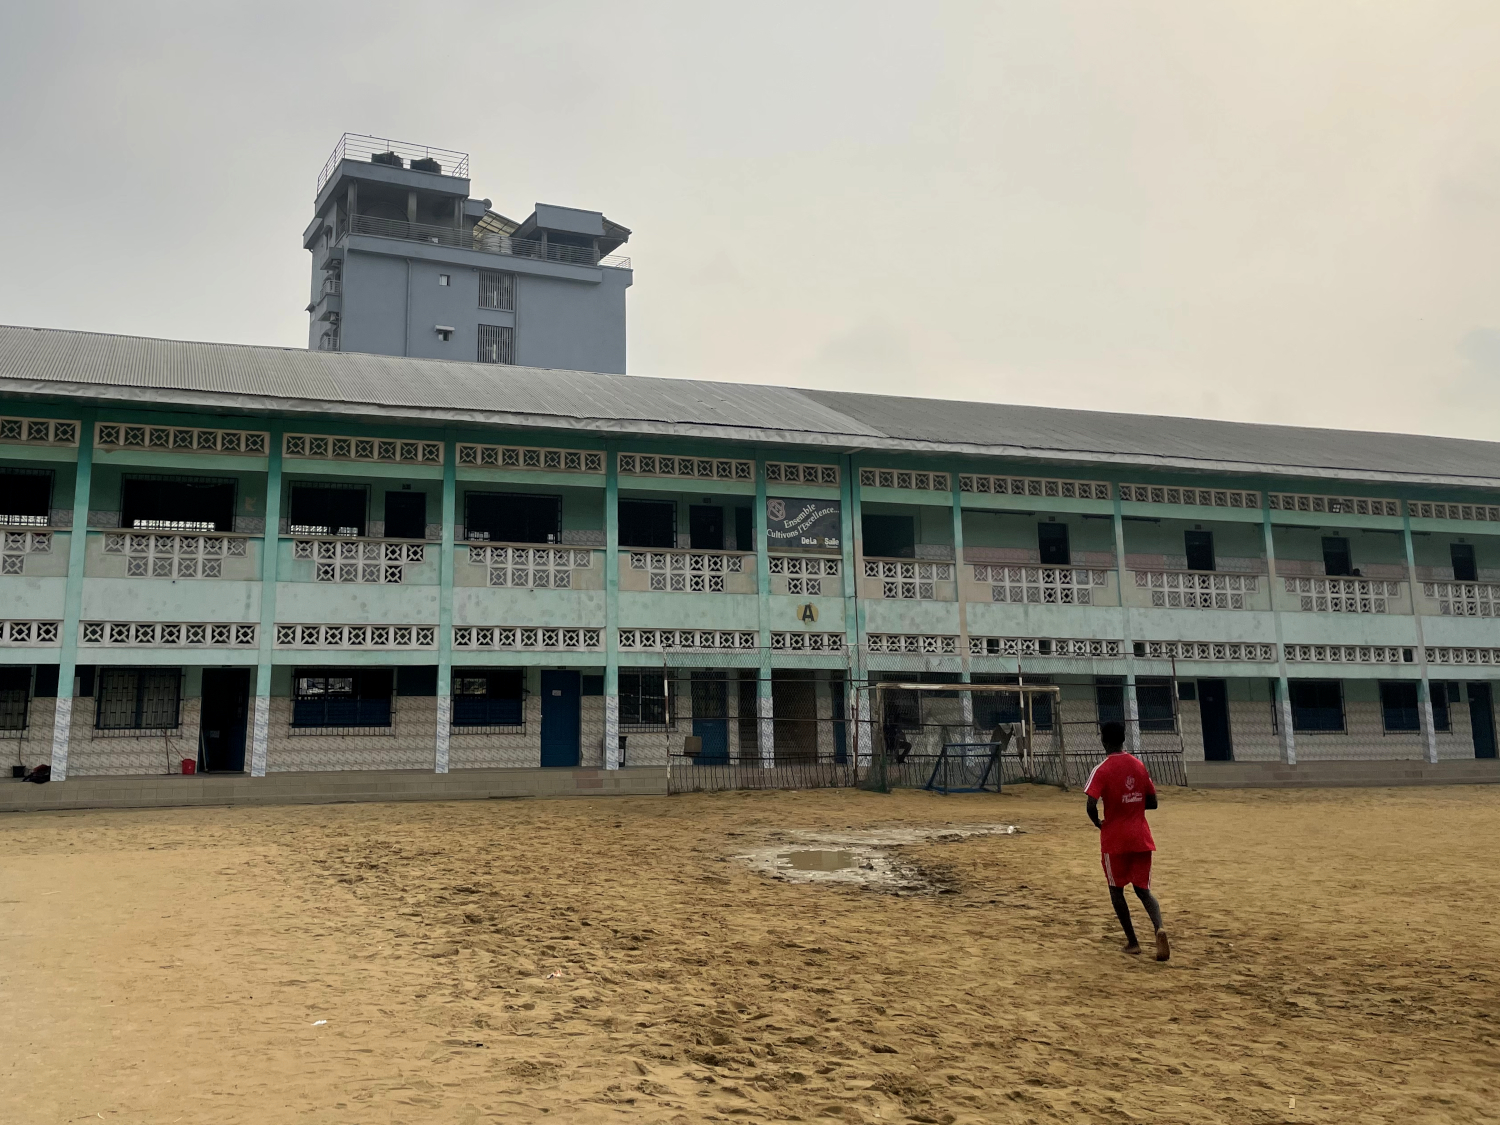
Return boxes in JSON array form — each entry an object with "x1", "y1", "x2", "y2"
[
  {"x1": 317, "y1": 133, "x2": 470, "y2": 196},
  {"x1": 345, "y1": 214, "x2": 630, "y2": 269}
]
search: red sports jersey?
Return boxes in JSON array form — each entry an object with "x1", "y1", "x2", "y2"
[{"x1": 1085, "y1": 752, "x2": 1157, "y2": 855}]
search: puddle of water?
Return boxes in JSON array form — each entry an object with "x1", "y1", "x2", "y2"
[{"x1": 779, "y1": 849, "x2": 858, "y2": 872}]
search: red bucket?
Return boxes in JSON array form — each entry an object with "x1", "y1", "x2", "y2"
[{"x1": 180, "y1": 758, "x2": 196, "y2": 775}]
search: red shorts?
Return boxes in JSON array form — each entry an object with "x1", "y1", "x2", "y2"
[{"x1": 1102, "y1": 851, "x2": 1153, "y2": 889}]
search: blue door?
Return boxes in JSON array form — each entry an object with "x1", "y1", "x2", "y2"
[
  {"x1": 691, "y1": 673, "x2": 729, "y2": 763},
  {"x1": 540, "y1": 670, "x2": 581, "y2": 767}
]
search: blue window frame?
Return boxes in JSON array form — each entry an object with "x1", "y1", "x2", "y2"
[
  {"x1": 453, "y1": 669, "x2": 524, "y2": 727},
  {"x1": 293, "y1": 669, "x2": 392, "y2": 727}
]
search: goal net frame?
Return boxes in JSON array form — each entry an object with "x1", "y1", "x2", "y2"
[{"x1": 858, "y1": 680, "x2": 1069, "y2": 792}]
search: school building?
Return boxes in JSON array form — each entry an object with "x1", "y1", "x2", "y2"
[{"x1": 1, "y1": 134, "x2": 1498, "y2": 806}]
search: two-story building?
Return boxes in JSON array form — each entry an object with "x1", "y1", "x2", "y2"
[{"x1": 0, "y1": 323, "x2": 1497, "y2": 799}]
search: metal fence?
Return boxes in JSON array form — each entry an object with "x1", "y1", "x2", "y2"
[
  {"x1": 651, "y1": 672, "x2": 1187, "y2": 795},
  {"x1": 317, "y1": 133, "x2": 470, "y2": 195},
  {"x1": 345, "y1": 214, "x2": 630, "y2": 269}
]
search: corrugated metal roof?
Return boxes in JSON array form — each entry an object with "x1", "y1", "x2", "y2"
[{"x1": 1, "y1": 323, "x2": 1497, "y2": 491}]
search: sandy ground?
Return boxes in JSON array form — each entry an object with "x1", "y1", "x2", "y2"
[{"x1": 1, "y1": 784, "x2": 1497, "y2": 1125}]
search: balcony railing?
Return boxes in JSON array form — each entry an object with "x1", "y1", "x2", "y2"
[
  {"x1": 1423, "y1": 581, "x2": 1500, "y2": 617},
  {"x1": 317, "y1": 133, "x2": 470, "y2": 195},
  {"x1": 972, "y1": 564, "x2": 1107, "y2": 605},
  {"x1": 345, "y1": 214, "x2": 631, "y2": 269},
  {"x1": 1284, "y1": 576, "x2": 1401, "y2": 613},
  {"x1": 628, "y1": 549, "x2": 749, "y2": 593},
  {"x1": 1135, "y1": 570, "x2": 1258, "y2": 610}
]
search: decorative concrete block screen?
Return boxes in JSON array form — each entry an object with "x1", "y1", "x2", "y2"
[
  {"x1": 457, "y1": 444, "x2": 604, "y2": 473},
  {"x1": 1120, "y1": 484, "x2": 1258, "y2": 508},
  {"x1": 1266, "y1": 492, "x2": 1399, "y2": 517},
  {"x1": 97, "y1": 423, "x2": 266, "y2": 455},
  {"x1": 962, "y1": 474, "x2": 1110, "y2": 500},
  {"x1": 618, "y1": 454, "x2": 753, "y2": 481},
  {"x1": 766, "y1": 462, "x2": 839, "y2": 485},
  {"x1": 284, "y1": 434, "x2": 441, "y2": 464},
  {"x1": 0, "y1": 417, "x2": 78, "y2": 446}
]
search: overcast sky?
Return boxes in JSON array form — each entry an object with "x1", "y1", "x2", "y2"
[{"x1": 2, "y1": 2, "x2": 1498, "y2": 441}]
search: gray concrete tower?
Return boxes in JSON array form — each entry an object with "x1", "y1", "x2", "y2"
[{"x1": 305, "y1": 134, "x2": 632, "y2": 373}]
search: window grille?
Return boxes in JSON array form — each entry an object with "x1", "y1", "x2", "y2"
[
  {"x1": 864, "y1": 633, "x2": 958, "y2": 654},
  {"x1": 968, "y1": 636, "x2": 1124, "y2": 659},
  {"x1": 470, "y1": 545, "x2": 590, "y2": 588},
  {"x1": 96, "y1": 424, "x2": 267, "y2": 455},
  {"x1": 0, "y1": 417, "x2": 79, "y2": 447},
  {"x1": 453, "y1": 670, "x2": 525, "y2": 728},
  {"x1": 293, "y1": 670, "x2": 393, "y2": 728},
  {"x1": 294, "y1": 538, "x2": 421, "y2": 583},
  {"x1": 958, "y1": 473, "x2": 1110, "y2": 500},
  {"x1": 765, "y1": 462, "x2": 839, "y2": 486},
  {"x1": 1426, "y1": 646, "x2": 1500, "y2": 665},
  {"x1": 617, "y1": 453, "x2": 753, "y2": 481},
  {"x1": 1408, "y1": 500, "x2": 1500, "y2": 523},
  {"x1": 1120, "y1": 484, "x2": 1258, "y2": 509},
  {"x1": 1289, "y1": 680, "x2": 1344, "y2": 731},
  {"x1": 104, "y1": 532, "x2": 245, "y2": 578},
  {"x1": 1284, "y1": 645, "x2": 1412, "y2": 664},
  {"x1": 859, "y1": 468, "x2": 951, "y2": 492},
  {"x1": 863, "y1": 559, "x2": 952, "y2": 599},
  {"x1": 451, "y1": 626, "x2": 601, "y2": 650},
  {"x1": 620, "y1": 669, "x2": 673, "y2": 729},
  {"x1": 96, "y1": 669, "x2": 181, "y2": 730},
  {"x1": 478, "y1": 270, "x2": 516, "y2": 311},
  {"x1": 0, "y1": 668, "x2": 27, "y2": 730},
  {"x1": 1284, "y1": 577, "x2": 1399, "y2": 613},
  {"x1": 273, "y1": 624, "x2": 437, "y2": 648},
  {"x1": 284, "y1": 434, "x2": 441, "y2": 464},
  {"x1": 456, "y1": 443, "x2": 604, "y2": 473},
  {"x1": 769, "y1": 555, "x2": 840, "y2": 595},
  {"x1": 1424, "y1": 581, "x2": 1500, "y2": 616},
  {"x1": 616, "y1": 629, "x2": 757, "y2": 651},
  {"x1": 478, "y1": 323, "x2": 514, "y2": 365},
  {"x1": 1266, "y1": 492, "x2": 1399, "y2": 517},
  {"x1": 0, "y1": 531, "x2": 52, "y2": 575},
  {"x1": 629, "y1": 550, "x2": 745, "y2": 592},
  {"x1": 1134, "y1": 570, "x2": 1255, "y2": 609},
  {"x1": 769, "y1": 631, "x2": 844, "y2": 651},
  {"x1": 80, "y1": 622, "x2": 256, "y2": 647}
]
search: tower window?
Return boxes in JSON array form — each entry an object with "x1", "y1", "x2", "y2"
[
  {"x1": 478, "y1": 324, "x2": 514, "y2": 365},
  {"x1": 479, "y1": 270, "x2": 516, "y2": 311},
  {"x1": 438, "y1": 274, "x2": 451, "y2": 286},
  {"x1": 1452, "y1": 543, "x2": 1478, "y2": 582}
]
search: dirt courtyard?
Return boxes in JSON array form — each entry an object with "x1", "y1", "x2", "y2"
[{"x1": 2, "y1": 784, "x2": 1496, "y2": 1125}]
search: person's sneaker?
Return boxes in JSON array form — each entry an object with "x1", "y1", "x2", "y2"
[{"x1": 1154, "y1": 930, "x2": 1171, "y2": 962}]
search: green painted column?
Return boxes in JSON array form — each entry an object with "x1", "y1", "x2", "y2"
[
  {"x1": 951, "y1": 466, "x2": 973, "y2": 734},
  {"x1": 839, "y1": 457, "x2": 861, "y2": 756},
  {"x1": 755, "y1": 455, "x2": 773, "y2": 766},
  {"x1": 849, "y1": 457, "x2": 870, "y2": 764},
  {"x1": 1402, "y1": 512, "x2": 1438, "y2": 764},
  {"x1": 750, "y1": 456, "x2": 774, "y2": 768},
  {"x1": 603, "y1": 442, "x2": 620, "y2": 768},
  {"x1": 1111, "y1": 490, "x2": 1140, "y2": 753},
  {"x1": 1261, "y1": 498, "x2": 1297, "y2": 765},
  {"x1": 249, "y1": 423, "x2": 284, "y2": 777},
  {"x1": 48, "y1": 408, "x2": 96, "y2": 781},
  {"x1": 434, "y1": 434, "x2": 457, "y2": 773}
]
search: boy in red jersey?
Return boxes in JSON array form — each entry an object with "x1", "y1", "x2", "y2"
[{"x1": 1085, "y1": 720, "x2": 1170, "y2": 961}]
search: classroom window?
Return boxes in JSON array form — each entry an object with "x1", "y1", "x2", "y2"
[
  {"x1": 1038, "y1": 522, "x2": 1070, "y2": 565},
  {"x1": 1290, "y1": 680, "x2": 1344, "y2": 731},
  {"x1": 1095, "y1": 678, "x2": 1125, "y2": 728},
  {"x1": 0, "y1": 667, "x2": 29, "y2": 730},
  {"x1": 465, "y1": 492, "x2": 561, "y2": 543},
  {"x1": 1452, "y1": 543, "x2": 1477, "y2": 582},
  {"x1": 620, "y1": 669, "x2": 672, "y2": 729},
  {"x1": 972, "y1": 678, "x2": 1055, "y2": 732},
  {"x1": 1137, "y1": 679, "x2": 1177, "y2": 732},
  {"x1": 0, "y1": 469, "x2": 52, "y2": 526},
  {"x1": 288, "y1": 483, "x2": 366, "y2": 537},
  {"x1": 96, "y1": 669, "x2": 181, "y2": 730},
  {"x1": 384, "y1": 492, "x2": 427, "y2": 540},
  {"x1": 1184, "y1": 530, "x2": 1215, "y2": 572},
  {"x1": 619, "y1": 499, "x2": 676, "y2": 548},
  {"x1": 1322, "y1": 537, "x2": 1352, "y2": 576},
  {"x1": 1433, "y1": 683, "x2": 1457, "y2": 732},
  {"x1": 452, "y1": 670, "x2": 524, "y2": 727},
  {"x1": 861, "y1": 513, "x2": 915, "y2": 558},
  {"x1": 292, "y1": 669, "x2": 393, "y2": 728},
  {"x1": 121, "y1": 475, "x2": 236, "y2": 532},
  {"x1": 1379, "y1": 682, "x2": 1421, "y2": 732}
]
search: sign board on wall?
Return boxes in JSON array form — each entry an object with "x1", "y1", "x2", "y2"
[{"x1": 767, "y1": 497, "x2": 841, "y2": 550}]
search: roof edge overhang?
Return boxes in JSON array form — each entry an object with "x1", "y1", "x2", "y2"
[{"x1": 3, "y1": 374, "x2": 1498, "y2": 492}]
